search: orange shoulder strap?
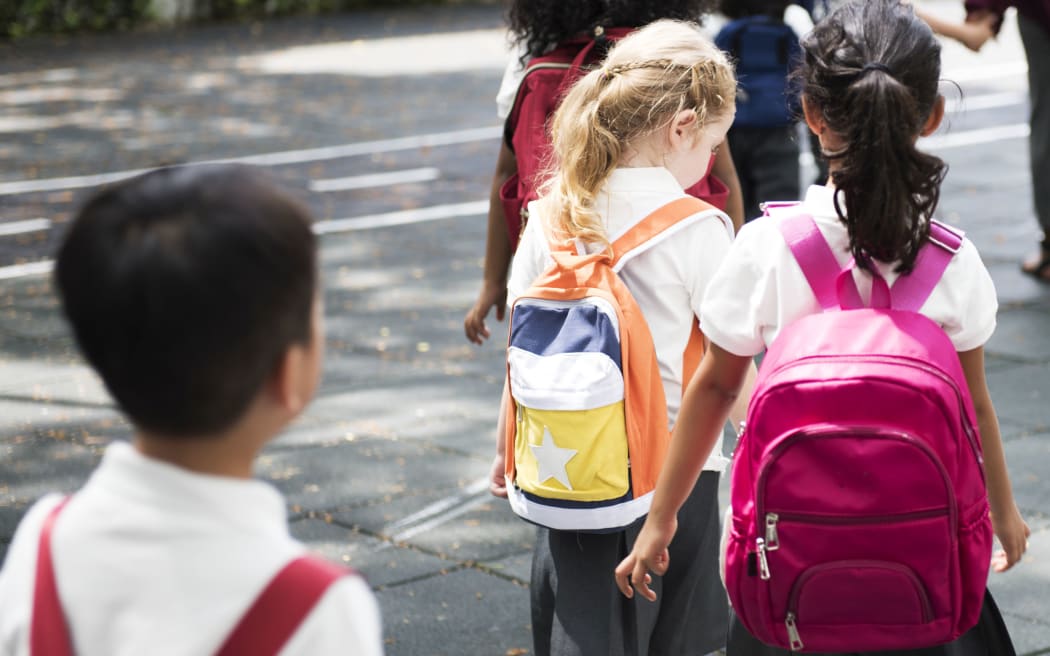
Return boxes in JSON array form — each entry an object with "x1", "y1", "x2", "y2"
[{"x1": 610, "y1": 196, "x2": 715, "y2": 268}]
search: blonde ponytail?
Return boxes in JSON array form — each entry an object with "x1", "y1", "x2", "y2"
[{"x1": 541, "y1": 20, "x2": 736, "y2": 244}]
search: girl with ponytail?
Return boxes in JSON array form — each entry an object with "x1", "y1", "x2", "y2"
[
  {"x1": 618, "y1": 2, "x2": 1028, "y2": 655},
  {"x1": 493, "y1": 19, "x2": 741, "y2": 656}
]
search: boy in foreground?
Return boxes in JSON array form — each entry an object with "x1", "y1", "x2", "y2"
[{"x1": 0, "y1": 165, "x2": 383, "y2": 655}]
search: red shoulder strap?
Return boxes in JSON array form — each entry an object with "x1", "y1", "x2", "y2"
[
  {"x1": 31, "y1": 498, "x2": 74, "y2": 656},
  {"x1": 30, "y1": 498, "x2": 351, "y2": 656},
  {"x1": 215, "y1": 556, "x2": 352, "y2": 656}
]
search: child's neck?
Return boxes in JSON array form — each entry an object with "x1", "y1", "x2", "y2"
[{"x1": 134, "y1": 428, "x2": 266, "y2": 480}]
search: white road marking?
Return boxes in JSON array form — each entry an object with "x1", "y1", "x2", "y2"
[
  {"x1": 0, "y1": 260, "x2": 53, "y2": 280},
  {"x1": 310, "y1": 167, "x2": 440, "y2": 193},
  {"x1": 945, "y1": 91, "x2": 1027, "y2": 114},
  {"x1": 0, "y1": 218, "x2": 51, "y2": 237},
  {"x1": 924, "y1": 123, "x2": 1030, "y2": 150},
  {"x1": 313, "y1": 200, "x2": 487, "y2": 234},
  {"x1": 373, "y1": 477, "x2": 493, "y2": 548},
  {"x1": 385, "y1": 478, "x2": 490, "y2": 533},
  {"x1": 0, "y1": 125, "x2": 502, "y2": 197}
]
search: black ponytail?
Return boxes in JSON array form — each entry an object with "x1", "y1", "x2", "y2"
[{"x1": 799, "y1": 0, "x2": 947, "y2": 273}]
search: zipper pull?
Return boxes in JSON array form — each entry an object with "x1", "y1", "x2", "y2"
[
  {"x1": 737, "y1": 420, "x2": 747, "y2": 437},
  {"x1": 786, "y1": 612, "x2": 803, "y2": 651},
  {"x1": 765, "y1": 512, "x2": 780, "y2": 551},
  {"x1": 755, "y1": 537, "x2": 771, "y2": 580},
  {"x1": 517, "y1": 403, "x2": 524, "y2": 423}
]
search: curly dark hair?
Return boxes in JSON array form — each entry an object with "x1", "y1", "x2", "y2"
[{"x1": 508, "y1": 0, "x2": 720, "y2": 62}]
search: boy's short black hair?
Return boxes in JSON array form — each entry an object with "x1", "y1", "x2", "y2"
[
  {"x1": 55, "y1": 164, "x2": 318, "y2": 437},
  {"x1": 720, "y1": 0, "x2": 793, "y2": 20}
]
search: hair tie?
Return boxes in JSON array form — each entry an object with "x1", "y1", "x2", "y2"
[{"x1": 860, "y1": 62, "x2": 894, "y2": 78}]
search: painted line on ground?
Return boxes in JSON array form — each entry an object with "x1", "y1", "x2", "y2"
[
  {"x1": 943, "y1": 61, "x2": 1027, "y2": 84},
  {"x1": 0, "y1": 218, "x2": 51, "y2": 237},
  {"x1": 374, "y1": 477, "x2": 492, "y2": 548},
  {"x1": 312, "y1": 200, "x2": 487, "y2": 234},
  {"x1": 924, "y1": 122, "x2": 1030, "y2": 150},
  {"x1": 945, "y1": 91, "x2": 1027, "y2": 114},
  {"x1": 309, "y1": 167, "x2": 440, "y2": 193},
  {"x1": 0, "y1": 260, "x2": 53, "y2": 280},
  {"x1": 0, "y1": 200, "x2": 489, "y2": 281},
  {"x1": 0, "y1": 126, "x2": 502, "y2": 197}
]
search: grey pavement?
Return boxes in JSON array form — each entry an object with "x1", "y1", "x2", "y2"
[{"x1": 0, "y1": 2, "x2": 1048, "y2": 655}]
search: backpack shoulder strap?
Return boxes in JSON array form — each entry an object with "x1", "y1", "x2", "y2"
[
  {"x1": 610, "y1": 197, "x2": 717, "y2": 272},
  {"x1": 216, "y1": 556, "x2": 353, "y2": 656},
  {"x1": 31, "y1": 497, "x2": 74, "y2": 656},
  {"x1": 889, "y1": 220, "x2": 965, "y2": 312},
  {"x1": 776, "y1": 211, "x2": 856, "y2": 311}
]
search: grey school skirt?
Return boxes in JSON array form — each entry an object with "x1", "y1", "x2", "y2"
[{"x1": 530, "y1": 471, "x2": 728, "y2": 656}]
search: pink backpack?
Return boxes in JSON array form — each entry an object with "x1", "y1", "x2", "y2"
[
  {"x1": 31, "y1": 498, "x2": 352, "y2": 656},
  {"x1": 724, "y1": 209, "x2": 993, "y2": 652}
]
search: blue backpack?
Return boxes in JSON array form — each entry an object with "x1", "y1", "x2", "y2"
[{"x1": 715, "y1": 16, "x2": 801, "y2": 128}]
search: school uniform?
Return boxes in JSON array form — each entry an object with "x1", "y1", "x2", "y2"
[
  {"x1": 508, "y1": 166, "x2": 735, "y2": 656},
  {"x1": 0, "y1": 441, "x2": 383, "y2": 656},
  {"x1": 699, "y1": 184, "x2": 1012, "y2": 656}
]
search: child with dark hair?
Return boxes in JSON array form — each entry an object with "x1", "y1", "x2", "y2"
[
  {"x1": 0, "y1": 165, "x2": 383, "y2": 655},
  {"x1": 463, "y1": 0, "x2": 746, "y2": 345},
  {"x1": 618, "y1": 2, "x2": 1027, "y2": 654}
]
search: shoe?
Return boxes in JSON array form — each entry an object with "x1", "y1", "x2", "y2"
[{"x1": 1020, "y1": 239, "x2": 1050, "y2": 283}]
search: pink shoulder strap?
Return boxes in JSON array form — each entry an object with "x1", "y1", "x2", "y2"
[
  {"x1": 889, "y1": 220, "x2": 965, "y2": 311},
  {"x1": 776, "y1": 211, "x2": 963, "y2": 312},
  {"x1": 31, "y1": 499, "x2": 351, "y2": 656}
]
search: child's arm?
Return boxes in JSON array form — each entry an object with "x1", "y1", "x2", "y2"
[
  {"x1": 465, "y1": 142, "x2": 518, "y2": 345},
  {"x1": 712, "y1": 145, "x2": 746, "y2": 232},
  {"x1": 958, "y1": 346, "x2": 1030, "y2": 571},
  {"x1": 615, "y1": 344, "x2": 752, "y2": 600},
  {"x1": 914, "y1": 7, "x2": 998, "y2": 52},
  {"x1": 489, "y1": 380, "x2": 510, "y2": 498}
]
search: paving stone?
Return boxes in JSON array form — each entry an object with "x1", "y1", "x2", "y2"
[
  {"x1": 987, "y1": 307, "x2": 1050, "y2": 362},
  {"x1": 289, "y1": 517, "x2": 456, "y2": 589},
  {"x1": 257, "y1": 437, "x2": 489, "y2": 511},
  {"x1": 1003, "y1": 436, "x2": 1050, "y2": 520},
  {"x1": 987, "y1": 525, "x2": 1050, "y2": 655},
  {"x1": 480, "y1": 550, "x2": 533, "y2": 586},
  {"x1": 987, "y1": 364, "x2": 1050, "y2": 435},
  {"x1": 376, "y1": 568, "x2": 532, "y2": 656}
]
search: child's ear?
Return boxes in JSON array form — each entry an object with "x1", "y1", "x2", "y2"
[
  {"x1": 668, "y1": 109, "x2": 699, "y2": 150},
  {"x1": 920, "y1": 95, "x2": 946, "y2": 137},
  {"x1": 801, "y1": 95, "x2": 824, "y2": 137},
  {"x1": 270, "y1": 345, "x2": 309, "y2": 416}
]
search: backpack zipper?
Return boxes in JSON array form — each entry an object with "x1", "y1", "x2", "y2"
[
  {"x1": 756, "y1": 354, "x2": 983, "y2": 470},
  {"x1": 753, "y1": 425, "x2": 957, "y2": 576}
]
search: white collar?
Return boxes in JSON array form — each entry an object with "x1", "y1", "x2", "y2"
[
  {"x1": 603, "y1": 167, "x2": 684, "y2": 194},
  {"x1": 86, "y1": 441, "x2": 289, "y2": 537},
  {"x1": 802, "y1": 184, "x2": 843, "y2": 220}
]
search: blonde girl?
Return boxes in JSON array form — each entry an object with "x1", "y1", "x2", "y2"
[{"x1": 489, "y1": 20, "x2": 743, "y2": 656}]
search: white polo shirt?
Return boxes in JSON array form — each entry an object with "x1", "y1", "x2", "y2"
[
  {"x1": 508, "y1": 166, "x2": 735, "y2": 472},
  {"x1": 700, "y1": 184, "x2": 998, "y2": 356},
  {"x1": 0, "y1": 442, "x2": 383, "y2": 656}
]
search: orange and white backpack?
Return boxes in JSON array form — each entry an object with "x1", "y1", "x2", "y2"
[{"x1": 504, "y1": 197, "x2": 711, "y2": 532}]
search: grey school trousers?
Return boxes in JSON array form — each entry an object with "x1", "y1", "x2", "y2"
[
  {"x1": 1019, "y1": 14, "x2": 1050, "y2": 235},
  {"x1": 530, "y1": 472, "x2": 727, "y2": 656}
]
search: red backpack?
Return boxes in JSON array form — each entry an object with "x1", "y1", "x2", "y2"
[
  {"x1": 31, "y1": 499, "x2": 353, "y2": 656},
  {"x1": 500, "y1": 27, "x2": 730, "y2": 251}
]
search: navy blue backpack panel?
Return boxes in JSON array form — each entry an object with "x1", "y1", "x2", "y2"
[{"x1": 716, "y1": 16, "x2": 802, "y2": 128}]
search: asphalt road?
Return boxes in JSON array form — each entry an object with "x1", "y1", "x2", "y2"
[{"x1": 0, "y1": 2, "x2": 1048, "y2": 655}]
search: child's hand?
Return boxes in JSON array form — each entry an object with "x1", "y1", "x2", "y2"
[
  {"x1": 464, "y1": 281, "x2": 507, "y2": 345},
  {"x1": 991, "y1": 505, "x2": 1030, "y2": 572},
  {"x1": 489, "y1": 454, "x2": 508, "y2": 498},
  {"x1": 614, "y1": 515, "x2": 678, "y2": 602}
]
